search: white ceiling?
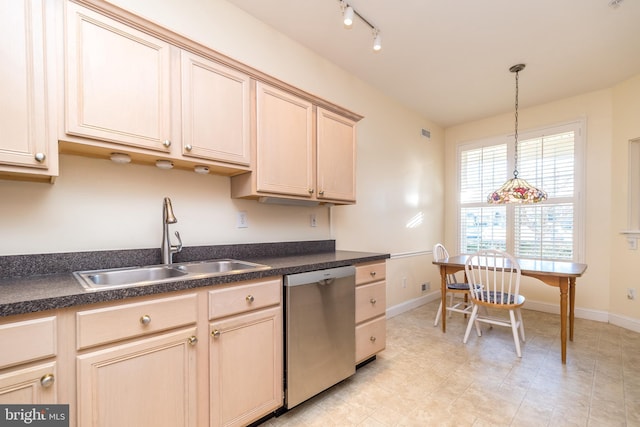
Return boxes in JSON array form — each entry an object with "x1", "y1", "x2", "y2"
[{"x1": 226, "y1": 0, "x2": 640, "y2": 128}]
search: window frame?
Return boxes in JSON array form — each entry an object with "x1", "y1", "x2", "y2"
[{"x1": 456, "y1": 119, "x2": 586, "y2": 262}]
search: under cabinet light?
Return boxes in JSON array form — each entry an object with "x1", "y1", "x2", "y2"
[
  {"x1": 110, "y1": 153, "x2": 131, "y2": 164},
  {"x1": 194, "y1": 165, "x2": 210, "y2": 174},
  {"x1": 155, "y1": 160, "x2": 174, "y2": 170}
]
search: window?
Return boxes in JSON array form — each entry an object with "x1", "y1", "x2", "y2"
[{"x1": 458, "y1": 121, "x2": 584, "y2": 261}]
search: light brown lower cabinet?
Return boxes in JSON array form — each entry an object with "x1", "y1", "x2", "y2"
[
  {"x1": 209, "y1": 279, "x2": 283, "y2": 427},
  {"x1": 355, "y1": 262, "x2": 387, "y2": 363},
  {"x1": 0, "y1": 362, "x2": 57, "y2": 404},
  {"x1": 76, "y1": 327, "x2": 198, "y2": 427},
  {"x1": 0, "y1": 315, "x2": 58, "y2": 404}
]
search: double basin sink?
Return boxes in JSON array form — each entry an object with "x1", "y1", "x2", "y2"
[{"x1": 74, "y1": 259, "x2": 271, "y2": 291}]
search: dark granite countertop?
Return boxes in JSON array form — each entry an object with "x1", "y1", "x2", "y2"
[{"x1": 0, "y1": 240, "x2": 389, "y2": 317}]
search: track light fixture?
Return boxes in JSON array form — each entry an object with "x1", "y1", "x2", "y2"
[
  {"x1": 343, "y1": 5, "x2": 354, "y2": 27},
  {"x1": 338, "y1": 0, "x2": 381, "y2": 52},
  {"x1": 372, "y1": 29, "x2": 382, "y2": 51}
]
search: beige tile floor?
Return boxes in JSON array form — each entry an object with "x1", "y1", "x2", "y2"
[{"x1": 260, "y1": 300, "x2": 640, "y2": 426}]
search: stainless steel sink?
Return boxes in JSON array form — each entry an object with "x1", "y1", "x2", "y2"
[
  {"x1": 74, "y1": 259, "x2": 270, "y2": 290},
  {"x1": 173, "y1": 259, "x2": 269, "y2": 276}
]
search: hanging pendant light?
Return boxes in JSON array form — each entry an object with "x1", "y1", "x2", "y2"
[{"x1": 487, "y1": 64, "x2": 547, "y2": 204}]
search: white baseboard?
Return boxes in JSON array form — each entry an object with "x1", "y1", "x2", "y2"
[
  {"x1": 609, "y1": 313, "x2": 640, "y2": 333},
  {"x1": 386, "y1": 293, "x2": 640, "y2": 333},
  {"x1": 386, "y1": 291, "x2": 439, "y2": 319},
  {"x1": 522, "y1": 300, "x2": 610, "y2": 323}
]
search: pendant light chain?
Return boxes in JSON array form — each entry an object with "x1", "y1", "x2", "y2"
[
  {"x1": 513, "y1": 69, "x2": 519, "y2": 178},
  {"x1": 487, "y1": 63, "x2": 547, "y2": 204}
]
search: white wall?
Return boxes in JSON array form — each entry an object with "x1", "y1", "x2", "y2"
[
  {"x1": 610, "y1": 74, "x2": 640, "y2": 328},
  {"x1": 445, "y1": 82, "x2": 640, "y2": 329},
  {"x1": 1, "y1": 0, "x2": 444, "y2": 311}
]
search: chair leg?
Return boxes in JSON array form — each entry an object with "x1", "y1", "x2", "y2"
[
  {"x1": 517, "y1": 308, "x2": 525, "y2": 342},
  {"x1": 434, "y1": 299, "x2": 443, "y2": 326},
  {"x1": 509, "y1": 309, "x2": 522, "y2": 357},
  {"x1": 474, "y1": 313, "x2": 482, "y2": 337},
  {"x1": 463, "y1": 305, "x2": 479, "y2": 344}
]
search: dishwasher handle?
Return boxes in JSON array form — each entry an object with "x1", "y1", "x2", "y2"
[{"x1": 284, "y1": 265, "x2": 355, "y2": 287}]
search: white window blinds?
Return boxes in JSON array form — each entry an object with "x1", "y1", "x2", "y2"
[{"x1": 458, "y1": 122, "x2": 583, "y2": 261}]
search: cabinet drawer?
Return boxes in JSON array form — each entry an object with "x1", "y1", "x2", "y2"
[
  {"x1": 209, "y1": 278, "x2": 281, "y2": 320},
  {"x1": 355, "y1": 316, "x2": 386, "y2": 363},
  {"x1": 76, "y1": 293, "x2": 198, "y2": 350},
  {"x1": 0, "y1": 317, "x2": 56, "y2": 369},
  {"x1": 355, "y1": 281, "x2": 386, "y2": 324},
  {"x1": 355, "y1": 262, "x2": 386, "y2": 285}
]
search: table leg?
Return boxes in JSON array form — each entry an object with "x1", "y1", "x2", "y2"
[
  {"x1": 569, "y1": 277, "x2": 576, "y2": 341},
  {"x1": 559, "y1": 279, "x2": 568, "y2": 364},
  {"x1": 440, "y1": 267, "x2": 447, "y2": 333}
]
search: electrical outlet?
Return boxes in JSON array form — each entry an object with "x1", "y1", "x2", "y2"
[
  {"x1": 421, "y1": 282, "x2": 430, "y2": 292},
  {"x1": 402, "y1": 277, "x2": 407, "y2": 288},
  {"x1": 628, "y1": 288, "x2": 637, "y2": 300},
  {"x1": 310, "y1": 214, "x2": 317, "y2": 227},
  {"x1": 237, "y1": 211, "x2": 248, "y2": 228}
]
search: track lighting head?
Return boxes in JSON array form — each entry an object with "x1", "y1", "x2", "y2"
[
  {"x1": 343, "y1": 6, "x2": 354, "y2": 27},
  {"x1": 372, "y1": 30, "x2": 382, "y2": 51}
]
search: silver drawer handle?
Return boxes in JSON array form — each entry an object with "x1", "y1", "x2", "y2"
[
  {"x1": 34, "y1": 152, "x2": 46, "y2": 162},
  {"x1": 211, "y1": 329, "x2": 221, "y2": 338},
  {"x1": 140, "y1": 314, "x2": 151, "y2": 325},
  {"x1": 370, "y1": 336, "x2": 377, "y2": 342},
  {"x1": 370, "y1": 298, "x2": 377, "y2": 305},
  {"x1": 162, "y1": 139, "x2": 171, "y2": 147},
  {"x1": 370, "y1": 271, "x2": 376, "y2": 277},
  {"x1": 246, "y1": 295, "x2": 255, "y2": 303},
  {"x1": 187, "y1": 336, "x2": 198, "y2": 346},
  {"x1": 40, "y1": 374, "x2": 55, "y2": 388}
]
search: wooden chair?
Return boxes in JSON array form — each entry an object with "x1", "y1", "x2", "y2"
[
  {"x1": 463, "y1": 249, "x2": 526, "y2": 357},
  {"x1": 433, "y1": 243, "x2": 472, "y2": 326}
]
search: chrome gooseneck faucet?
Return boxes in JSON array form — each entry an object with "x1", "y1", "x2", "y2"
[{"x1": 161, "y1": 197, "x2": 182, "y2": 264}]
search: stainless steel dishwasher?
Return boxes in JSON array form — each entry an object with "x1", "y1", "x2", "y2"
[{"x1": 283, "y1": 265, "x2": 356, "y2": 409}]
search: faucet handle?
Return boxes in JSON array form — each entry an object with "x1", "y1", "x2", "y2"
[{"x1": 173, "y1": 231, "x2": 183, "y2": 253}]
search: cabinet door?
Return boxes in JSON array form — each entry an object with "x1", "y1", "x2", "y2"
[
  {"x1": 316, "y1": 107, "x2": 356, "y2": 202},
  {"x1": 255, "y1": 82, "x2": 314, "y2": 197},
  {"x1": 0, "y1": 0, "x2": 56, "y2": 177},
  {"x1": 181, "y1": 51, "x2": 250, "y2": 166},
  {"x1": 210, "y1": 306, "x2": 282, "y2": 427},
  {"x1": 0, "y1": 362, "x2": 57, "y2": 404},
  {"x1": 77, "y1": 327, "x2": 198, "y2": 427},
  {"x1": 65, "y1": 2, "x2": 173, "y2": 151}
]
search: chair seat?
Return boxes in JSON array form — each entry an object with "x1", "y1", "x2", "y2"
[
  {"x1": 476, "y1": 291, "x2": 525, "y2": 306},
  {"x1": 447, "y1": 282, "x2": 469, "y2": 291}
]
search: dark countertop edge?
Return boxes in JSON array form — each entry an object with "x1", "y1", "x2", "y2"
[{"x1": 0, "y1": 250, "x2": 390, "y2": 318}]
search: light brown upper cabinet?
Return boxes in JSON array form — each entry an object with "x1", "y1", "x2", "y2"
[
  {"x1": 63, "y1": 1, "x2": 251, "y2": 174},
  {"x1": 65, "y1": 1, "x2": 173, "y2": 152},
  {"x1": 256, "y1": 82, "x2": 315, "y2": 198},
  {"x1": 231, "y1": 82, "x2": 360, "y2": 205},
  {"x1": 316, "y1": 107, "x2": 357, "y2": 202},
  {"x1": 180, "y1": 51, "x2": 250, "y2": 166},
  {"x1": 0, "y1": 0, "x2": 58, "y2": 182}
]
